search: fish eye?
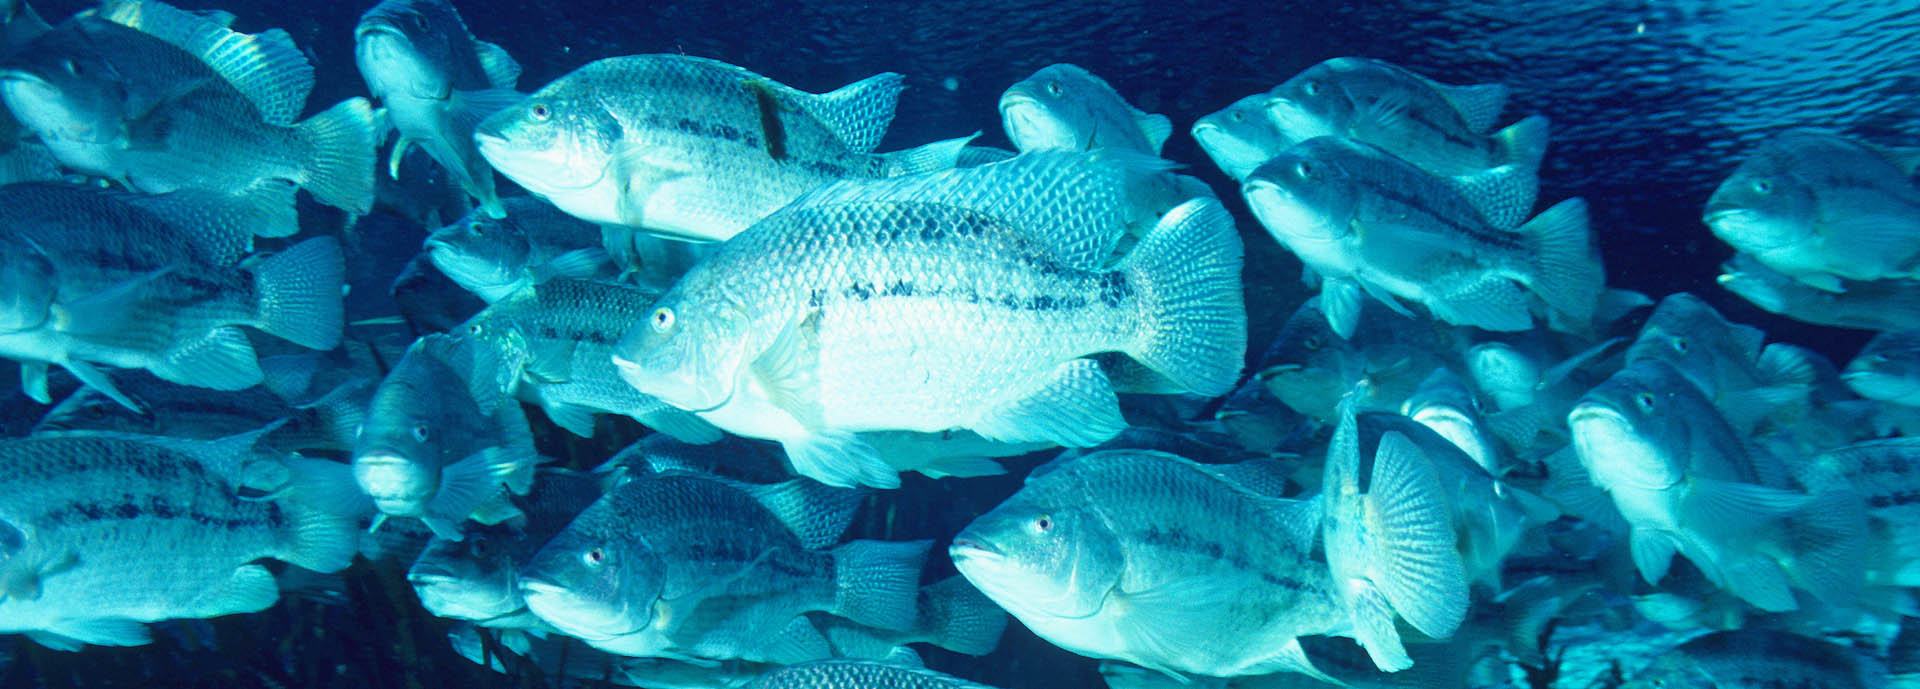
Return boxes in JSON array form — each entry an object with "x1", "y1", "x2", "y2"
[
  {"x1": 1294, "y1": 160, "x2": 1316, "y2": 179},
  {"x1": 1045, "y1": 80, "x2": 1063, "y2": 97},
  {"x1": 408, "y1": 12, "x2": 429, "y2": 30},
  {"x1": 468, "y1": 536, "x2": 490, "y2": 558},
  {"x1": 1868, "y1": 354, "x2": 1890, "y2": 365},
  {"x1": 650, "y1": 307, "x2": 675, "y2": 333},
  {"x1": 1670, "y1": 337, "x2": 1690, "y2": 354},
  {"x1": 582, "y1": 547, "x2": 608, "y2": 567},
  {"x1": 1634, "y1": 392, "x2": 1656, "y2": 412},
  {"x1": 411, "y1": 424, "x2": 431, "y2": 442},
  {"x1": 1303, "y1": 336, "x2": 1322, "y2": 351},
  {"x1": 466, "y1": 323, "x2": 484, "y2": 337},
  {"x1": 529, "y1": 103, "x2": 552, "y2": 122},
  {"x1": 59, "y1": 59, "x2": 76, "y2": 76},
  {"x1": 1031, "y1": 514, "x2": 1053, "y2": 534},
  {"x1": 1302, "y1": 80, "x2": 1322, "y2": 96},
  {"x1": 1229, "y1": 110, "x2": 1246, "y2": 123},
  {"x1": 1751, "y1": 179, "x2": 1773, "y2": 194}
]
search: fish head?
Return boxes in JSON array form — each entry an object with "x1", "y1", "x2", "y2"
[
  {"x1": 1843, "y1": 332, "x2": 1920, "y2": 403},
  {"x1": 473, "y1": 84, "x2": 614, "y2": 196},
  {"x1": 0, "y1": 26, "x2": 126, "y2": 148},
  {"x1": 425, "y1": 212, "x2": 529, "y2": 298},
  {"x1": 1193, "y1": 93, "x2": 1284, "y2": 180},
  {"x1": 518, "y1": 500, "x2": 660, "y2": 641},
  {"x1": 612, "y1": 286, "x2": 750, "y2": 413},
  {"x1": 352, "y1": 350, "x2": 470, "y2": 516},
  {"x1": 1624, "y1": 294, "x2": 1745, "y2": 397},
  {"x1": 354, "y1": 0, "x2": 457, "y2": 101},
  {"x1": 999, "y1": 64, "x2": 1110, "y2": 152},
  {"x1": 408, "y1": 524, "x2": 525, "y2": 621},
  {"x1": 1569, "y1": 361, "x2": 1692, "y2": 492},
  {"x1": 1465, "y1": 342, "x2": 1540, "y2": 410},
  {"x1": 1263, "y1": 62, "x2": 1354, "y2": 147},
  {"x1": 1714, "y1": 267, "x2": 1787, "y2": 314},
  {"x1": 1243, "y1": 140, "x2": 1360, "y2": 245},
  {"x1": 0, "y1": 234, "x2": 56, "y2": 332},
  {"x1": 1704, "y1": 143, "x2": 1818, "y2": 254},
  {"x1": 949, "y1": 485, "x2": 1124, "y2": 622}
]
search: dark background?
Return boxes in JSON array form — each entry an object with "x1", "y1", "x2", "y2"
[{"x1": 8, "y1": 0, "x2": 1920, "y2": 687}]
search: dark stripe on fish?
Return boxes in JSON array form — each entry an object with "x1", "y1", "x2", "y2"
[
  {"x1": 747, "y1": 80, "x2": 788, "y2": 162},
  {"x1": 40, "y1": 494, "x2": 284, "y2": 532},
  {"x1": 1129, "y1": 526, "x2": 1311, "y2": 593}
]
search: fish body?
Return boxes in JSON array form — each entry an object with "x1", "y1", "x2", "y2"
[
  {"x1": 613, "y1": 155, "x2": 1245, "y2": 489},
  {"x1": 1815, "y1": 438, "x2": 1920, "y2": 587},
  {"x1": 475, "y1": 54, "x2": 962, "y2": 242},
  {"x1": 0, "y1": 183, "x2": 342, "y2": 408},
  {"x1": 355, "y1": 0, "x2": 521, "y2": 217},
  {"x1": 519, "y1": 470, "x2": 927, "y2": 663},
  {"x1": 425, "y1": 196, "x2": 611, "y2": 303},
  {"x1": 353, "y1": 333, "x2": 538, "y2": 540},
  {"x1": 32, "y1": 370, "x2": 357, "y2": 454},
  {"x1": 1568, "y1": 358, "x2": 1864, "y2": 612},
  {"x1": 0, "y1": 0, "x2": 375, "y2": 222},
  {"x1": 999, "y1": 63, "x2": 1171, "y2": 155},
  {"x1": 1623, "y1": 292, "x2": 1814, "y2": 428},
  {"x1": 458, "y1": 278, "x2": 718, "y2": 441},
  {"x1": 1843, "y1": 328, "x2": 1920, "y2": 406},
  {"x1": 1255, "y1": 296, "x2": 1462, "y2": 422},
  {"x1": 746, "y1": 660, "x2": 1002, "y2": 689},
  {"x1": 1705, "y1": 130, "x2": 1920, "y2": 292},
  {"x1": 951, "y1": 449, "x2": 1347, "y2": 679},
  {"x1": 1245, "y1": 136, "x2": 1600, "y2": 336},
  {"x1": 1718, "y1": 253, "x2": 1920, "y2": 332},
  {"x1": 0, "y1": 432, "x2": 357, "y2": 650}
]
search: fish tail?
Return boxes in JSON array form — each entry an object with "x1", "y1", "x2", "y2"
[
  {"x1": 1495, "y1": 114, "x2": 1550, "y2": 174},
  {"x1": 1120, "y1": 197, "x2": 1246, "y2": 397},
  {"x1": 915, "y1": 575, "x2": 1008, "y2": 656},
  {"x1": 830, "y1": 538, "x2": 932, "y2": 632},
  {"x1": 1519, "y1": 197, "x2": 1603, "y2": 325},
  {"x1": 1782, "y1": 479, "x2": 1868, "y2": 607},
  {"x1": 272, "y1": 457, "x2": 366, "y2": 573},
  {"x1": 296, "y1": 97, "x2": 378, "y2": 214},
  {"x1": 252, "y1": 236, "x2": 344, "y2": 351}
]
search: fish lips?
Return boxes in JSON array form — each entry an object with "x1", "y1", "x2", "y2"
[
  {"x1": 352, "y1": 452, "x2": 434, "y2": 515},
  {"x1": 998, "y1": 94, "x2": 1071, "y2": 152}
]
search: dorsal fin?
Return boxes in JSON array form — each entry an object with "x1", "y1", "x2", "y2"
[
  {"x1": 473, "y1": 40, "x2": 520, "y2": 90},
  {"x1": 97, "y1": 0, "x2": 314, "y2": 125},
  {"x1": 799, "y1": 72, "x2": 905, "y2": 154}
]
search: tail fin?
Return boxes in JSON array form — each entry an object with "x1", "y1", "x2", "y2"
[
  {"x1": 915, "y1": 575, "x2": 1008, "y2": 656},
  {"x1": 296, "y1": 97, "x2": 377, "y2": 214},
  {"x1": 831, "y1": 539, "x2": 932, "y2": 632},
  {"x1": 1120, "y1": 197, "x2": 1247, "y2": 397},
  {"x1": 252, "y1": 236, "x2": 344, "y2": 350},
  {"x1": 1519, "y1": 197, "x2": 1603, "y2": 326},
  {"x1": 1494, "y1": 115, "x2": 1550, "y2": 175}
]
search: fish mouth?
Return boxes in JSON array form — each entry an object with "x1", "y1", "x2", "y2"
[
  {"x1": 998, "y1": 95, "x2": 1062, "y2": 150},
  {"x1": 948, "y1": 535, "x2": 1002, "y2": 561},
  {"x1": 1566, "y1": 402, "x2": 1625, "y2": 427},
  {"x1": 1257, "y1": 363, "x2": 1304, "y2": 380},
  {"x1": 518, "y1": 575, "x2": 567, "y2": 597},
  {"x1": 406, "y1": 571, "x2": 460, "y2": 587}
]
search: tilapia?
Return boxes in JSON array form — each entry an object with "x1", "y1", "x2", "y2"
[
  {"x1": 0, "y1": 0, "x2": 376, "y2": 228},
  {"x1": 953, "y1": 449, "x2": 1365, "y2": 680},
  {"x1": 474, "y1": 53, "x2": 968, "y2": 242},
  {"x1": 1255, "y1": 295, "x2": 1463, "y2": 422},
  {"x1": 999, "y1": 63, "x2": 1171, "y2": 155},
  {"x1": 355, "y1": 0, "x2": 521, "y2": 217},
  {"x1": 1567, "y1": 358, "x2": 1865, "y2": 612},
  {"x1": 456, "y1": 277, "x2": 719, "y2": 441},
  {"x1": 0, "y1": 431, "x2": 359, "y2": 650},
  {"x1": 1245, "y1": 136, "x2": 1601, "y2": 336},
  {"x1": 746, "y1": 659, "x2": 1001, "y2": 689},
  {"x1": 1813, "y1": 438, "x2": 1920, "y2": 587},
  {"x1": 425, "y1": 196, "x2": 612, "y2": 303},
  {"x1": 1263, "y1": 56, "x2": 1547, "y2": 213},
  {"x1": 811, "y1": 575, "x2": 1008, "y2": 659},
  {"x1": 1843, "y1": 328, "x2": 1920, "y2": 406},
  {"x1": 32, "y1": 369, "x2": 361, "y2": 454},
  {"x1": 518, "y1": 470, "x2": 928, "y2": 663},
  {"x1": 0, "y1": 182, "x2": 343, "y2": 410},
  {"x1": 1193, "y1": 92, "x2": 1289, "y2": 181},
  {"x1": 1704, "y1": 129, "x2": 1920, "y2": 292},
  {"x1": 353, "y1": 333, "x2": 540, "y2": 540},
  {"x1": 613, "y1": 154, "x2": 1246, "y2": 489},
  {"x1": 1401, "y1": 367, "x2": 1503, "y2": 475},
  {"x1": 1623, "y1": 292, "x2": 1815, "y2": 429},
  {"x1": 408, "y1": 468, "x2": 603, "y2": 629},
  {"x1": 1718, "y1": 253, "x2": 1920, "y2": 332}
]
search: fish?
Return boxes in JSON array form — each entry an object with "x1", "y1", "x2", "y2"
[
  {"x1": 1842, "y1": 328, "x2": 1920, "y2": 406},
  {"x1": 811, "y1": 575, "x2": 1009, "y2": 659},
  {"x1": 447, "y1": 621, "x2": 771, "y2": 688},
  {"x1": 1244, "y1": 136, "x2": 1602, "y2": 337},
  {"x1": 1718, "y1": 253, "x2": 1920, "y2": 332},
  {"x1": 454, "y1": 277, "x2": 720, "y2": 442},
  {"x1": 31, "y1": 369, "x2": 361, "y2": 455},
  {"x1": 613, "y1": 154, "x2": 1246, "y2": 489},
  {"x1": 0, "y1": 0, "x2": 376, "y2": 229},
  {"x1": 1623, "y1": 292, "x2": 1815, "y2": 429},
  {"x1": 424, "y1": 196, "x2": 613, "y2": 303},
  {"x1": 1621, "y1": 630, "x2": 1885, "y2": 689},
  {"x1": 1703, "y1": 129, "x2": 1920, "y2": 292},
  {"x1": 408, "y1": 468, "x2": 604, "y2": 629},
  {"x1": 1263, "y1": 56, "x2": 1547, "y2": 213},
  {"x1": 355, "y1": 0, "x2": 522, "y2": 218},
  {"x1": 0, "y1": 182, "x2": 343, "y2": 410},
  {"x1": 0, "y1": 430, "x2": 360, "y2": 650},
  {"x1": 1255, "y1": 295, "x2": 1463, "y2": 422},
  {"x1": 1193, "y1": 92, "x2": 1289, "y2": 181},
  {"x1": 353, "y1": 333, "x2": 540, "y2": 540},
  {"x1": 745, "y1": 659, "x2": 1002, "y2": 689},
  {"x1": 1567, "y1": 358, "x2": 1865, "y2": 612},
  {"x1": 518, "y1": 470, "x2": 928, "y2": 663},
  {"x1": 953, "y1": 448, "x2": 1373, "y2": 680},
  {"x1": 999, "y1": 63, "x2": 1172, "y2": 155},
  {"x1": 1401, "y1": 367, "x2": 1503, "y2": 476},
  {"x1": 1812, "y1": 438, "x2": 1920, "y2": 588},
  {"x1": 474, "y1": 53, "x2": 969, "y2": 242}
]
